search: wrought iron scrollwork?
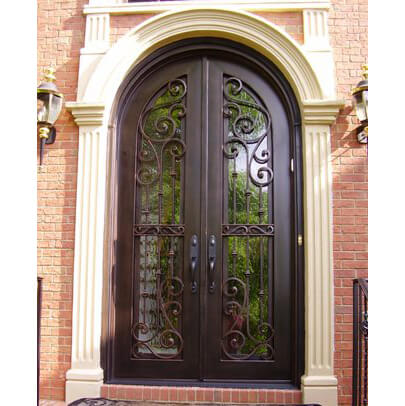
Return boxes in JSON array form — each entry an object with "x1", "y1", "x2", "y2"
[
  {"x1": 131, "y1": 77, "x2": 187, "y2": 360},
  {"x1": 222, "y1": 224, "x2": 274, "y2": 236},
  {"x1": 222, "y1": 76, "x2": 275, "y2": 360},
  {"x1": 221, "y1": 277, "x2": 274, "y2": 360},
  {"x1": 223, "y1": 77, "x2": 273, "y2": 188},
  {"x1": 134, "y1": 224, "x2": 185, "y2": 236},
  {"x1": 131, "y1": 276, "x2": 184, "y2": 359}
]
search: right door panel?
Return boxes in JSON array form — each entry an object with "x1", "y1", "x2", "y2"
[{"x1": 205, "y1": 57, "x2": 293, "y2": 381}]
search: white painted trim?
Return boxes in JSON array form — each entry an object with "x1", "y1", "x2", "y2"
[
  {"x1": 64, "y1": 104, "x2": 107, "y2": 404},
  {"x1": 79, "y1": 8, "x2": 325, "y2": 107},
  {"x1": 66, "y1": 7, "x2": 343, "y2": 405},
  {"x1": 84, "y1": 1, "x2": 331, "y2": 15},
  {"x1": 84, "y1": 13, "x2": 110, "y2": 52},
  {"x1": 66, "y1": 103, "x2": 105, "y2": 126},
  {"x1": 302, "y1": 9, "x2": 335, "y2": 98}
]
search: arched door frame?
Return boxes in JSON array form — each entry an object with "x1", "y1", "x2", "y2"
[{"x1": 66, "y1": 8, "x2": 344, "y2": 406}]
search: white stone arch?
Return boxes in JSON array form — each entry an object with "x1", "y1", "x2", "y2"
[
  {"x1": 66, "y1": 7, "x2": 344, "y2": 406},
  {"x1": 81, "y1": 8, "x2": 323, "y2": 108}
]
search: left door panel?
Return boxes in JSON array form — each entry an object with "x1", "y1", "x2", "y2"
[{"x1": 113, "y1": 57, "x2": 202, "y2": 380}]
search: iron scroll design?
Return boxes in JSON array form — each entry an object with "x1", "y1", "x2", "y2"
[
  {"x1": 134, "y1": 224, "x2": 185, "y2": 236},
  {"x1": 131, "y1": 78, "x2": 187, "y2": 360},
  {"x1": 223, "y1": 77, "x2": 273, "y2": 188},
  {"x1": 222, "y1": 224, "x2": 274, "y2": 236},
  {"x1": 222, "y1": 76, "x2": 275, "y2": 361},
  {"x1": 222, "y1": 277, "x2": 275, "y2": 360}
]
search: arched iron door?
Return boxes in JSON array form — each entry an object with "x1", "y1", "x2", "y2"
[{"x1": 110, "y1": 43, "x2": 303, "y2": 385}]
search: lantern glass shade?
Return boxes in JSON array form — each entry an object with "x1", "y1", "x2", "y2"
[
  {"x1": 353, "y1": 90, "x2": 368, "y2": 123},
  {"x1": 362, "y1": 89, "x2": 368, "y2": 118},
  {"x1": 37, "y1": 92, "x2": 63, "y2": 126}
]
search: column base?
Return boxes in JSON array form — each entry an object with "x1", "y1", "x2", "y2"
[
  {"x1": 301, "y1": 375, "x2": 338, "y2": 406},
  {"x1": 65, "y1": 368, "x2": 103, "y2": 404}
]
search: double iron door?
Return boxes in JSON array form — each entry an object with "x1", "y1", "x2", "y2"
[{"x1": 113, "y1": 51, "x2": 297, "y2": 383}]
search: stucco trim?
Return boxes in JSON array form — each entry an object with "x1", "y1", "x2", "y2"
[
  {"x1": 84, "y1": 1, "x2": 331, "y2": 15},
  {"x1": 79, "y1": 8, "x2": 325, "y2": 107}
]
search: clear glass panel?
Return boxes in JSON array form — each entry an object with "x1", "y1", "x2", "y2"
[
  {"x1": 48, "y1": 94, "x2": 63, "y2": 124},
  {"x1": 222, "y1": 76, "x2": 275, "y2": 361},
  {"x1": 132, "y1": 78, "x2": 187, "y2": 359}
]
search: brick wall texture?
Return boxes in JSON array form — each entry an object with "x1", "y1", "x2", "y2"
[{"x1": 37, "y1": 0, "x2": 367, "y2": 403}]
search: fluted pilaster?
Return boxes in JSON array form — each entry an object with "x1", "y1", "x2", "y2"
[
  {"x1": 300, "y1": 102, "x2": 344, "y2": 406},
  {"x1": 65, "y1": 103, "x2": 106, "y2": 404}
]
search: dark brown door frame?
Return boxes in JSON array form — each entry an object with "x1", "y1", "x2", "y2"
[{"x1": 101, "y1": 38, "x2": 305, "y2": 389}]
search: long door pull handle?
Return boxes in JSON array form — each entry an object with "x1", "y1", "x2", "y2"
[
  {"x1": 208, "y1": 235, "x2": 216, "y2": 293},
  {"x1": 190, "y1": 234, "x2": 199, "y2": 293}
]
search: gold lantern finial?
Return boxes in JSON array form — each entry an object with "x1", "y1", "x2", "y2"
[
  {"x1": 361, "y1": 64, "x2": 368, "y2": 80},
  {"x1": 43, "y1": 66, "x2": 56, "y2": 83}
]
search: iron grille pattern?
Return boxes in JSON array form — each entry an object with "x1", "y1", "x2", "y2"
[
  {"x1": 352, "y1": 278, "x2": 368, "y2": 406},
  {"x1": 221, "y1": 76, "x2": 275, "y2": 360},
  {"x1": 131, "y1": 78, "x2": 187, "y2": 359}
]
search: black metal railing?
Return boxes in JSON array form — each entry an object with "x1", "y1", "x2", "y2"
[
  {"x1": 37, "y1": 277, "x2": 43, "y2": 406},
  {"x1": 352, "y1": 278, "x2": 368, "y2": 406}
]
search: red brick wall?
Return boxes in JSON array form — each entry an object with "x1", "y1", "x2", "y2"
[
  {"x1": 37, "y1": 2, "x2": 367, "y2": 402},
  {"x1": 255, "y1": 12, "x2": 304, "y2": 44},
  {"x1": 101, "y1": 385, "x2": 302, "y2": 404},
  {"x1": 37, "y1": 0, "x2": 86, "y2": 400},
  {"x1": 110, "y1": 14, "x2": 155, "y2": 43},
  {"x1": 329, "y1": 0, "x2": 368, "y2": 404}
]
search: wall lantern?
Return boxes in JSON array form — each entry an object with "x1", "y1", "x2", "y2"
[
  {"x1": 352, "y1": 64, "x2": 368, "y2": 144},
  {"x1": 37, "y1": 66, "x2": 64, "y2": 165}
]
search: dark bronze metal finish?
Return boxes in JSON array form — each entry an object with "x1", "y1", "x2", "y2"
[
  {"x1": 105, "y1": 38, "x2": 304, "y2": 386},
  {"x1": 220, "y1": 74, "x2": 275, "y2": 362},
  {"x1": 130, "y1": 77, "x2": 187, "y2": 361},
  {"x1": 352, "y1": 278, "x2": 368, "y2": 406}
]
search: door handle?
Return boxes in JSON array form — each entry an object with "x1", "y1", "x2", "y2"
[
  {"x1": 208, "y1": 235, "x2": 216, "y2": 293},
  {"x1": 190, "y1": 234, "x2": 199, "y2": 293}
]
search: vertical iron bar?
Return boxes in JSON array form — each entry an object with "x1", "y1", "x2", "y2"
[
  {"x1": 142, "y1": 236, "x2": 146, "y2": 324},
  {"x1": 363, "y1": 295, "x2": 368, "y2": 406},
  {"x1": 358, "y1": 289, "x2": 363, "y2": 406},
  {"x1": 259, "y1": 186, "x2": 264, "y2": 325},
  {"x1": 169, "y1": 154, "x2": 176, "y2": 279},
  {"x1": 232, "y1": 158, "x2": 237, "y2": 276},
  {"x1": 352, "y1": 280, "x2": 359, "y2": 406},
  {"x1": 245, "y1": 154, "x2": 251, "y2": 350},
  {"x1": 37, "y1": 277, "x2": 43, "y2": 406},
  {"x1": 157, "y1": 145, "x2": 163, "y2": 338},
  {"x1": 144, "y1": 185, "x2": 149, "y2": 324}
]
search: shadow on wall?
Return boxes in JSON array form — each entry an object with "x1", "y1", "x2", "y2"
[{"x1": 329, "y1": 102, "x2": 368, "y2": 406}]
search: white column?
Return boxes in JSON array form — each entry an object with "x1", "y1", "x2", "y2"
[
  {"x1": 300, "y1": 101, "x2": 344, "y2": 406},
  {"x1": 65, "y1": 103, "x2": 107, "y2": 404},
  {"x1": 302, "y1": 9, "x2": 335, "y2": 99}
]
